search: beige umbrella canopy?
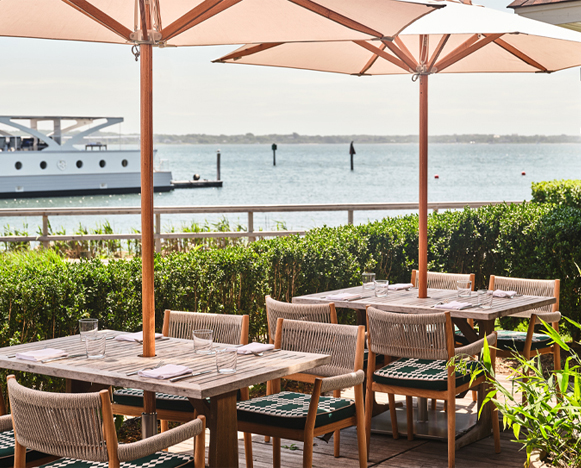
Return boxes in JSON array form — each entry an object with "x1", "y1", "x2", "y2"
[
  {"x1": 0, "y1": 0, "x2": 444, "y2": 355},
  {"x1": 215, "y1": 0, "x2": 581, "y2": 298}
]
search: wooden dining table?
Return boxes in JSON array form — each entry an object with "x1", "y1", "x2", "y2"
[
  {"x1": 0, "y1": 330, "x2": 331, "y2": 468},
  {"x1": 293, "y1": 285, "x2": 556, "y2": 447}
]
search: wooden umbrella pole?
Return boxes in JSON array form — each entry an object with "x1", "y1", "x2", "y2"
[
  {"x1": 140, "y1": 41, "x2": 155, "y2": 359},
  {"x1": 418, "y1": 73, "x2": 428, "y2": 298}
]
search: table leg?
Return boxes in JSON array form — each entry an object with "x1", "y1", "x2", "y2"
[{"x1": 207, "y1": 390, "x2": 239, "y2": 468}]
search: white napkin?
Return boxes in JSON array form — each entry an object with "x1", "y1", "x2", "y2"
[
  {"x1": 16, "y1": 348, "x2": 67, "y2": 362},
  {"x1": 138, "y1": 364, "x2": 192, "y2": 379},
  {"x1": 490, "y1": 290, "x2": 518, "y2": 298},
  {"x1": 236, "y1": 343, "x2": 275, "y2": 355},
  {"x1": 115, "y1": 332, "x2": 163, "y2": 342},
  {"x1": 326, "y1": 293, "x2": 362, "y2": 301},
  {"x1": 388, "y1": 283, "x2": 414, "y2": 290},
  {"x1": 433, "y1": 301, "x2": 472, "y2": 310}
]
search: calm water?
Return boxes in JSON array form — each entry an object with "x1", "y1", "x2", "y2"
[{"x1": 1, "y1": 143, "x2": 580, "y2": 235}]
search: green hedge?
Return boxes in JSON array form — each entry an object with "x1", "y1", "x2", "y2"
[
  {"x1": 1, "y1": 201, "x2": 581, "y2": 391},
  {"x1": 531, "y1": 179, "x2": 581, "y2": 209}
]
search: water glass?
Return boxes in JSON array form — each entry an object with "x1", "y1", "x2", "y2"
[
  {"x1": 85, "y1": 332, "x2": 106, "y2": 359},
  {"x1": 362, "y1": 272, "x2": 376, "y2": 290},
  {"x1": 476, "y1": 289, "x2": 486, "y2": 306},
  {"x1": 79, "y1": 318, "x2": 98, "y2": 342},
  {"x1": 456, "y1": 280, "x2": 472, "y2": 298},
  {"x1": 193, "y1": 329, "x2": 214, "y2": 354},
  {"x1": 375, "y1": 280, "x2": 389, "y2": 297},
  {"x1": 215, "y1": 347, "x2": 237, "y2": 374},
  {"x1": 480, "y1": 291, "x2": 494, "y2": 309}
]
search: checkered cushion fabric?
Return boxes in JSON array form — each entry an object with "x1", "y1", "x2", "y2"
[
  {"x1": 39, "y1": 452, "x2": 193, "y2": 467},
  {"x1": 373, "y1": 358, "x2": 480, "y2": 391},
  {"x1": 237, "y1": 391, "x2": 356, "y2": 430},
  {"x1": 113, "y1": 389, "x2": 193, "y2": 413},
  {"x1": 496, "y1": 330, "x2": 553, "y2": 352},
  {"x1": 0, "y1": 430, "x2": 49, "y2": 467}
]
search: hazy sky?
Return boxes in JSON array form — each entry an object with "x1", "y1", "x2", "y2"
[{"x1": 1, "y1": 0, "x2": 580, "y2": 136}]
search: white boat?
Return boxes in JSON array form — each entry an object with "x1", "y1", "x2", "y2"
[{"x1": 0, "y1": 116, "x2": 173, "y2": 198}]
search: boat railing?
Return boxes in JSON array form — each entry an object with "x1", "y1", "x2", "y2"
[{"x1": 0, "y1": 200, "x2": 522, "y2": 252}]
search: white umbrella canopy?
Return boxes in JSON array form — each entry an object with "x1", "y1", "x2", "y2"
[
  {"x1": 215, "y1": 0, "x2": 581, "y2": 298},
  {"x1": 0, "y1": 0, "x2": 444, "y2": 356},
  {"x1": 0, "y1": 0, "x2": 442, "y2": 45}
]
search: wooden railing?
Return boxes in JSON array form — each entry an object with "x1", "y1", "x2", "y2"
[{"x1": 0, "y1": 201, "x2": 521, "y2": 252}]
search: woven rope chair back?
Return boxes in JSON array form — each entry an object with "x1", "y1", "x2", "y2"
[
  {"x1": 367, "y1": 307, "x2": 449, "y2": 360},
  {"x1": 278, "y1": 319, "x2": 358, "y2": 377},
  {"x1": 7, "y1": 378, "x2": 109, "y2": 462},
  {"x1": 266, "y1": 296, "x2": 334, "y2": 341},
  {"x1": 167, "y1": 311, "x2": 243, "y2": 345},
  {"x1": 412, "y1": 270, "x2": 474, "y2": 290},
  {"x1": 492, "y1": 276, "x2": 558, "y2": 315}
]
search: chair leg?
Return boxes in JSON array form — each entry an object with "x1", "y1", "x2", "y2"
[
  {"x1": 405, "y1": 396, "x2": 414, "y2": 441},
  {"x1": 239, "y1": 386, "x2": 254, "y2": 466},
  {"x1": 333, "y1": 389, "x2": 341, "y2": 457},
  {"x1": 447, "y1": 396, "x2": 455, "y2": 468},
  {"x1": 273, "y1": 437, "x2": 281, "y2": 468},
  {"x1": 364, "y1": 384, "x2": 374, "y2": 460},
  {"x1": 265, "y1": 380, "x2": 272, "y2": 443},
  {"x1": 388, "y1": 393, "x2": 399, "y2": 440},
  {"x1": 554, "y1": 345, "x2": 561, "y2": 371},
  {"x1": 430, "y1": 398, "x2": 437, "y2": 410},
  {"x1": 160, "y1": 419, "x2": 169, "y2": 433},
  {"x1": 472, "y1": 390, "x2": 477, "y2": 402},
  {"x1": 303, "y1": 434, "x2": 314, "y2": 468},
  {"x1": 354, "y1": 384, "x2": 367, "y2": 468},
  {"x1": 194, "y1": 415, "x2": 206, "y2": 468},
  {"x1": 14, "y1": 437, "x2": 26, "y2": 468}
]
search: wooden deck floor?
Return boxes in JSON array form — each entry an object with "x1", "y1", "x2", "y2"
[{"x1": 170, "y1": 375, "x2": 526, "y2": 468}]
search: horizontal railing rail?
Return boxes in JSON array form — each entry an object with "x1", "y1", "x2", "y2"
[{"x1": 0, "y1": 200, "x2": 522, "y2": 251}]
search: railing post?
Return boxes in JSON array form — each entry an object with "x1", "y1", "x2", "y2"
[
  {"x1": 217, "y1": 150, "x2": 221, "y2": 181},
  {"x1": 42, "y1": 215, "x2": 49, "y2": 249},
  {"x1": 155, "y1": 213, "x2": 161, "y2": 253},
  {"x1": 248, "y1": 211, "x2": 255, "y2": 242},
  {"x1": 348, "y1": 210, "x2": 354, "y2": 225}
]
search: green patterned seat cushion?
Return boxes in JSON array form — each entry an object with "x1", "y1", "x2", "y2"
[
  {"x1": 113, "y1": 389, "x2": 193, "y2": 413},
  {"x1": 373, "y1": 358, "x2": 480, "y2": 391},
  {"x1": 40, "y1": 452, "x2": 193, "y2": 467},
  {"x1": 496, "y1": 330, "x2": 553, "y2": 352},
  {"x1": 0, "y1": 430, "x2": 49, "y2": 467},
  {"x1": 237, "y1": 391, "x2": 356, "y2": 430}
]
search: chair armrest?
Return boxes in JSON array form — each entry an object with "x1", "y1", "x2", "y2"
[
  {"x1": 0, "y1": 414, "x2": 12, "y2": 432},
  {"x1": 117, "y1": 417, "x2": 203, "y2": 462},
  {"x1": 533, "y1": 311, "x2": 561, "y2": 325},
  {"x1": 455, "y1": 332, "x2": 497, "y2": 358},
  {"x1": 320, "y1": 370, "x2": 365, "y2": 394}
]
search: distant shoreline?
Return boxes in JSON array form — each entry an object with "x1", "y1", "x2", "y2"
[{"x1": 109, "y1": 133, "x2": 581, "y2": 145}]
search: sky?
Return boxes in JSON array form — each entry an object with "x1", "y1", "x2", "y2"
[{"x1": 0, "y1": 0, "x2": 580, "y2": 136}]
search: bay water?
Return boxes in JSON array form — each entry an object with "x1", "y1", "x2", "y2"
[{"x1": 1, "y1": 143, "x2": 579, "y2": 235}]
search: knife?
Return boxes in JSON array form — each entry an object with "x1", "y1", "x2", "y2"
[
  {"x1": 41, "y1": 353, "x2": 86, "y2": 364},
  {"x1": 169, "y1": 370, "x2": 212, "y2": 382}
]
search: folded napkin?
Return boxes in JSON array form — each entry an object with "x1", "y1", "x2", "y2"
[
  {"x1": 490, "y1": 290, "x2": 518, "y2": 298},
  {"x1": 16, "y1": 348, "x2": 67, "y2": 362},
  {"x1": 115, "y1": 332, "x2": 163, "y2": 342},
  {"x1": 237, "y1": 343, "x2": 275, "y2": 355},
  {"x1": 433, "y1": 301, "x2": 472, "y2": 310},
  {"x1": 388, "y1": 283, "x2": 414, "y2": 290},
  {"x1": 138, "y1": 364, "x2": 192, "y2": 380},
  {"x1": 326, "y1": 293, "x2": 362, "y2": 301}
]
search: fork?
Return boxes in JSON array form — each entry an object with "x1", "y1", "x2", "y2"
[{"x1": 126, "y1": 360, "x2": 165, "y2": 376}]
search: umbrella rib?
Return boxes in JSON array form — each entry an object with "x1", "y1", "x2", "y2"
[
  {"x1": 427, "y1": 34, "x2": 450, "y2": 72},
  {"x1": 435, "y1": 33, "x2": 502, "y2": 72},
  {"x1": 289, "y1": 0, "x2": 384, "y2": 38},
  {"x1": 61, "y1": 0, "x2": 132, "y2": 41},
  {"x1": 492, "y1": 37, "x2": 548, "y2": 72},
  {"x1": 162, "y1": 0, "x2": 242, "y2": 42},
  {"x1": 354, "y1": 41, "x2": 410, "y2": 72},
  {"x1": 358, "y1": 42, "x2": 387, "y2": 75},
  {"x1": 214, "y1": 43, "x2": 284, "y2": 62},
  {"x1": 383, "y1": 40, "x2": 418, "y2": 71}
]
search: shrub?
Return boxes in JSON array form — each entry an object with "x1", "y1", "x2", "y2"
[{"x1": 532, "y1": 179, "x2": 581, "y2": 209}]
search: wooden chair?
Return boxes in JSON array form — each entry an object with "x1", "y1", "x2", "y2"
[
  {"x1": 411, "y1": 270, "x2": 475, "y2": 291},
  {"x1": 364, "y1": 307, "x2": 500, "y2": 468},
  {"x1": 7, "y1": 375, "x2": 205, "y2": 468},
  {"x1": 238, "y1": 318, "x2": 367, "y2": 468},
  {"x1": 111, "y1": 311, "x2": 250, "y2": 458},
  {"x1": 490, "y1": 276, "x2": 561, "y2": 369}
]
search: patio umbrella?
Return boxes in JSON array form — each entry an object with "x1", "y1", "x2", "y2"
[
  {"x1": 0, "y1": 0, "x2": 444, "y2": 356},
  {"x1": 214, "y1": 0, "x2": 581, "y2": 298}
]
